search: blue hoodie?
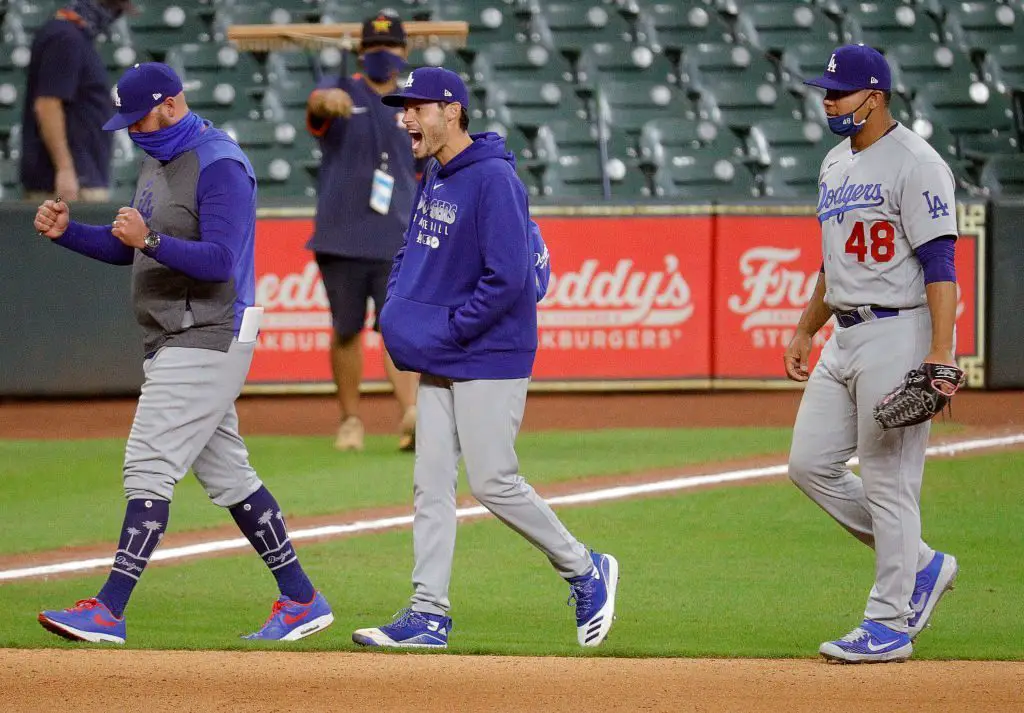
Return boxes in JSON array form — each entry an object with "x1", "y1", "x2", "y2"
[{"x1": 380, "y1": 133, "x2": 539, "y2": 380}]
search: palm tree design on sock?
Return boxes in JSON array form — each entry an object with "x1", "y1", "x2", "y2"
[
  {"x1": 138, "y1": 520, "x2": 164, "y2": 555},
  {"x1": 254, "y1": 530, "x2": 268, "y2": 552},
  {"x1": 258, "y1": 509, "x2": 282, "y2": 548},
  {"x1": 124, "y1": 526, "x2": 141, "y2": 552},
  {"x1": 275, "y1": 511, "x2": 289, "y2": 544}
]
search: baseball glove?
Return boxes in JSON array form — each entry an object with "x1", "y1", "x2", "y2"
[{"x1": 873, "y1": 362, "x2": 966, "y2": 430}]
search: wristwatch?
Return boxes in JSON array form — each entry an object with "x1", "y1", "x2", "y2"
[{"x1": 143, "y1": 230, "x2": 161, "y2": 251}]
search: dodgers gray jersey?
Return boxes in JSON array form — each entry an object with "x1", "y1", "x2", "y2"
[{"x1": 816, "y1": 123, "x2": 958, "y2": 311}]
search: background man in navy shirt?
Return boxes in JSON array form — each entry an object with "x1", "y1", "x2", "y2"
[
  {"x1": 21, "y1": 0, "x2": 129, "y2": 202},
  {"x1": 306, "y1": 10, "x2": 419, "y2": 452}
]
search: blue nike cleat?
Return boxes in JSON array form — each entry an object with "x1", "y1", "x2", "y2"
[
  {"x1": 908, "y1": 551, "x2": 958, "y2": 640},
  {"x1": 244, "y1": 591, "x2": 334, "y2": 641},
  {"x1": 568, "y1": 551, "x2": 619, "y2": 647},
  {"x1": 352, "y1": 608, "x2": 452, "y2": 649},
  {"x1": 819, "y1": 619, "x2": 913, "y2": 663},
  {"x1": 38, "y1": 598, "x2": 126, "y2": 644}
]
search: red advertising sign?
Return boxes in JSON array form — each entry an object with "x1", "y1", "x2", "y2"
[
  {"x1": 713, "y1": 215, "x2": 980, "y2": 381},
  {"x1": 533, "y1": 216, "x2": 713, "y2": 380}
]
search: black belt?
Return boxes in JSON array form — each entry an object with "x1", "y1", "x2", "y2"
[{"x1": 833, "y1": 306, "x2": 900, "y2": 328}]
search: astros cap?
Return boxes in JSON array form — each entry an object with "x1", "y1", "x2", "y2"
[
  {"x1": 381, "y1": 67, "x2": 469, "y2": 108},
  {"x1": 804, "y1": 44, "x2": 892, "y2": 93},
  {"x1": 361, "y1": 10, "x2": 406, "y2": 48}
]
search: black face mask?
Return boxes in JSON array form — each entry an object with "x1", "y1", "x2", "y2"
[{"x1": 67, "y1": 0, "x2": 123, "y2": 38}]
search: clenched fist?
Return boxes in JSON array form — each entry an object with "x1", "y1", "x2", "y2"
[
  {"x1": 111, "y1": 207, "x2": 150, "y2": 249},
  {"x1": 309, "y1": 88, "x2": 353, "y2": 119},
  {"x1": 35, "y1": 198, "x2": 70, "y2": 239}
]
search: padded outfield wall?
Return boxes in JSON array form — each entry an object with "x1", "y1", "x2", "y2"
[{"x1": 0, "y1": 199, "x2": 1007, "y2": 396}]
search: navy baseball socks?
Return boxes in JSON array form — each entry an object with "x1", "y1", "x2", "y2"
[
  {"x1": 38, "y1": 497, "x2": 170, "y2": 644},
  {"x1": 231, "y1": 486, "x2": 334, "y2": 640}
]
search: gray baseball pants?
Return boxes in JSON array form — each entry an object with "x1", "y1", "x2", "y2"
[{"x1": 410, "y1": 375, "x2": 592, "y2": 616}]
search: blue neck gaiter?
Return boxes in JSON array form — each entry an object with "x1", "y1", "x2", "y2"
[
  {"x1": 130, "y1": 112, "x2": 204, "y2": 162},
  {"x1": 362, "y1": 51, "x2": 407, "y2": 83}
]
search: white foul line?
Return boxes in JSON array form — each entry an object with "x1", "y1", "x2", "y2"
[{"x1": 2, "y1": 433, "x2": 1022, "y2": 583}]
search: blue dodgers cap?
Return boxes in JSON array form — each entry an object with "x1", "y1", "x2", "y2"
[
  {"x1": 804, "y1": 44, "x2": 891, "y2": 93},
  {"x1": 381, "y1": 67, "x2": 469, "y2": 108},
  {"x1": 102, "y1": 62, "x2": 184, "y2": 131}
]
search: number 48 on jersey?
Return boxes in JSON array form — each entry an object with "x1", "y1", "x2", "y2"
[{"x1": 844, "y1": 220, "x2": 895, "y2": 263}]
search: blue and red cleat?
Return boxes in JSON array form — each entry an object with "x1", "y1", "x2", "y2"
[
  {"x1": 38, "y1": 598, "x2": 126, "y2": 644},
  {"x1": 244, "y1": 591, "x2": 334, "y2": 641}
]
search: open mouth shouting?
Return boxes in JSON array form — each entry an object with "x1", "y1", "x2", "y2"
[{"x1": 408, "y1": 129, "x2": 423, "y2": 152}]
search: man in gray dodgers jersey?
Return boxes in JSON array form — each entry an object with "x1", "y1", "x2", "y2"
[
  {"x1": 784, "y1": 45, "x2": 960, "y2": 663},
  {"x1": 33, "y1": 63, "x2": 333, "y2": 644}
]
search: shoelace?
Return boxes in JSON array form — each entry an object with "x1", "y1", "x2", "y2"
[
  {"x1": 257, "y1": 598, "x2": 289, "y2": 628},
  {"x1": 567, "y1": 578, "x2": 595, "y2": 613},
  {"x1": 66, "y1": 598, "x2": 101, "y2": 613},
  {"x1": 840, "y1": 627, "x2": 869, "y2": 643},
  {"x1": 390, "y1": 608, "x2": 422, "y2": 627}
]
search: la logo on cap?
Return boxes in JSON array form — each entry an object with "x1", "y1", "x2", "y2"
[
  {"x1": 112, "y1": 86, "x2": 121, "y2": 107},
  {"x1": 403, "y1": 73, "x2": 414, "y2": 88},
  {"x1": 827, "y1": 53, "x2": 837, "y2": 73}
]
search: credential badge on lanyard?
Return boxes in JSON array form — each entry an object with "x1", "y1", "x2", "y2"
[{"x1": 370, "y1": 150, "x2": 395, "y2": 215}]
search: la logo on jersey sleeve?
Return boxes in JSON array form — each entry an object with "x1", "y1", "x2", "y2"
[{"x1": 922, "y1": 190, "x2": 950, "y2": 220}]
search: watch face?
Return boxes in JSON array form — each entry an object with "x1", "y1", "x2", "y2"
[{"x1": 145, "y1": 233, "x2": 159, "y2": 248}]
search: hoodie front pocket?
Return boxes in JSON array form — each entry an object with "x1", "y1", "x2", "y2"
[{"x1": 380, "y1": 295, "x2": 466, "y2": 368}]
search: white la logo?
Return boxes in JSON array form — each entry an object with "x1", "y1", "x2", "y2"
[
  {"x1": 827, "y1": 53, "x2": 837, "y2": 73},
  {"x1": 403, "y1": 73, "x2": 414, "y2": 88},
  {"x1": 112, "y1": 86, "x2": 121, "y2": 107}
]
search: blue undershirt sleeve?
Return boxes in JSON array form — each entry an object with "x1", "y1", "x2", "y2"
[
  {"x1": 914, "y1": 235, "x2": 957, "y2": 285},
  {"x1": 144, "y1": 158, "x2": 253, "y2": 282},
  {"x1": 54, "y1": 221, "x2": 135, "y2": 265}
]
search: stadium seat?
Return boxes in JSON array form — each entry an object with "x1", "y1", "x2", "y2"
[
  {"x1": 634, "y1": 2, "x2": 734, "y2": 53},
  {"x1": 652, "y1": 152, "x2": 757, "y2": 200},
  {"x1": 96, "y1": 43, "x2": 154, "y2": 74},
  {"x1": 483, "y1": 78, "x2": 586, "y2": 132},
  {"x1": 265, "y1": 51, "x2": 320, "y2": 90},
  {"x1": 758, "y1": 152, "x2": 822, "y2": 199},
  {"x1": 213, "y1": 3, "x2": 315, "y2": 41},
  {"x1": 319, "y1": 1, "x2": 382, "y2": 24},
  {"x1": 745, "y1": 118, "x2": 827, "y2": 166},
  {"x1": 166, "y1": 43, "x2": 265, "y2": 90},
  {"x1": 885, "y1": 44, "x2": 980, "y2": 97},
  {"x1": 638, "y1": 117, "x2": 746, "y2": 169},
  {"x1": 733, "y1": 4, "x2": 842, "y2": 53},
  {"x1": 127, "y1": 3, "x2": 212, "y2": 57},
  {"x1": 912, "y1": 82, "x2": 1017, "y2": 136},
  {"x1": 534, "y1": 118, "x2": 637, "y2": 165},
  {"x1": 576, "y1": 42, "x2": 678, "y2": 88},
  {"x1": 247, "y1": 146, "x2": 317, "y2": 201},
  {"x1": 538, "y1": 153, "x2": 651, "y2": 199},
  {"x1": 681, "y1": 42, "x2": 780, "y2": 93},
  {"x1": 943, "y1": 2, "x2": 1021, "y2": 51},
  {"x1": 779, "y1": 41, "x2": 848, "y2": 90},
  {"x1": 0, "y1": 156, "x2": 21, "y2": 200},
  {"x1": 525, "y1": 2, "x2": 635, "y2": 57},
  {"x1": 980, "y1": 44, "x2": 1024, "y2": 92},
  {"x1": 188, "y1": 79, "x2": 261, "y2": 125},
  {"x1": 958, "y1": 131, "x2": 1020, "y2": 160},
  {"x1": 596, "y1": 79, "x2": 695, "y2": 135},
  {"x1": 841, "y1": 2, "x2": 942, "y2": 49},
  {"x1": 979, "y1": 153, "x2": 1024, "y2": 195},
  {"x1": 429, "y1": 1, "x2": 525, "y2": 55},
  {"x1": 471, "y1": 42, "x2": 575, "y2": 85},
  {"x1": 693, "y1": 77, "x2": 805, "y2": 131},
  {"x1": 1, "y1": 2, "x2": 59, "y2": 46},
  {"x1": 407, "y1": 46, "x2": 472, "y2": 80},
  {"x1": 110, "y1": 157, "x2": 139, "y2": 202}
]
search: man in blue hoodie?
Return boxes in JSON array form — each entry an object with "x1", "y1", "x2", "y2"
[
  {"x1": 351, "y1": 67, "x2": 619, "y2": 649},
  {"x1": 32, "y1": 63, "x2": 332, "y2": 644}
]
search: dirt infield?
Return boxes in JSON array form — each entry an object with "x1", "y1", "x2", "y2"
[
  {"x1": 3, "y1": 650, "x2": 1023, "y2": 713},
  {"x1": 2, "y1": 390, "x2": 1022, "y2": 711}
]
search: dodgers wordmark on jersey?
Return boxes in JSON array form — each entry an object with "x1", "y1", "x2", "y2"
[{"x1": 817, "y1": 123, "x2": 959, "y2": 312}]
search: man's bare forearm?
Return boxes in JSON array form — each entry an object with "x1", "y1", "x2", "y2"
[
  {"x1": 924, "y1": 280, "x2": 958, "y2": 361},
  {"x1": 34, "y1": 97, "x2": 75, "y2": 172},
  {"x1": 797, "y1": 271, "x2": 833, "y2": 337}
]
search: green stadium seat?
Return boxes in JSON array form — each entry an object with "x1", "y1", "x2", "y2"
[
  {"x1": 0, "y1": 156, "x2": 21, "y2": 200},
  {"x1": 652, "y1": 152, "x2": 757, "y2": 200},
  {"x1": 635, "y1": 2, "x2": 734, "y2": 53},
  {"x1": 539, "y1": 154, "x2": 651, "y2": 199},
  {"x1": 265, "y1": 51, "x2": 319, "y2": 90},
  {"x1": 912, "y1": 82, "x2": 1017, "y2": 135},
  {"x1": 127, "y1": 3, "x2": 212, "y2": 57},
  {"x1": 733, "y1": 4, "x2": 842, "y2": 53},
  {"x1": 980, "y1": 44, "x2": 1024, "y2": 92},
  {"x1": 693, "y1": 77, "x2": 804, "y2": 131},
  {"x1": 187, "y1": 79, "x2": 261, "y2": 125},
  {"x1": 779, "y1": 41, "x2": 848, "y2": 88},
  {"x1": 958, "y1": 131, "x2": 1020, "y2": 160},
  {"x1": 483, "y1": 78, "x2": 586, "y2": 132},
  {"x1": 262, "y1": 82, "x2": 315, "y2": 121},
  {"x1": 534, "y1": 119, "x2": 638, "y2": 166},
  {"x1": 0, "y1": 72, "x2": 23, "y2": 143},
  {"x1": 246, "y1": 146, "x2": 317, "y2": 201},
  {"x1": 1, "y1": 2, "x2": 59, "y2": 45},
  {"x1": 681, "y1": 42, "x2": 780, "y2": 93},
  {"x1": 429, "y1": 1, "x2": 525, "y2": 56},
  {"x1": 526, "y1": 3, "x2": 635, "y2": 57},
  {"x1": 596, "y1": 79, "x2": 694, "y2": 135},
  {"x1": 884, "y1": 44, "x2": 980, "y2": 97},
  {"x1": 407, "y1": 46, "x2": 472, "y2": 81},
  {"x1": 979, "y1": 154, "x2": 1024, "y2": 195},
  {"x1": 111, "y1": 157, "x2": 139, "y2": 202},
  {"x1": 638, "y1": 117, "x2": 745, "y2": 170},
  {"x1": 745, "y1": 118, "x2": 827, "y2": 166},
  {"x1": 943, "y1": 2, "x2": 1021, "y2": 51},
  {"x1": 576, "y1": 43, "x2": 678, "y2": 88},
  {"x1": 166, "y1": 43, "x2": 265, "y2": 90},
  {"x1": 471, "y1": 42, "x2": 575, "y2": 85},
  {"x1": 96, "y1": 43, "x2": 154, "y2": 74},
  {"x1": 841, "y1": 3, "x2": 942, "y2": 49},
  {"x1": 213, "y1": 3, "x2": 315, "y2": 40},
  {"x1": 319, "y1": 2, "x2": 381, "y2": 24},
  {"x1": 758, "y1": 152, "x2": 822, "y2": 199}
]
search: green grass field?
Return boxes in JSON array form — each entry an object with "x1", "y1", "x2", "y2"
[{"x1": 1, "y1": 427, "x2": 1021, "y2": 660}]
